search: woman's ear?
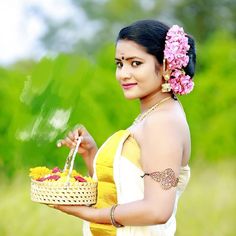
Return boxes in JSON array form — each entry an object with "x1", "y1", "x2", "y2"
[
  {"x1": 162, "y1": 59, "x2": 171, "y2": 81},
  {"x1": 154, "y1": 59, "x2": 163, "y2": 77}
]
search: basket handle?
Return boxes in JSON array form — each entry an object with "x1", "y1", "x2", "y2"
[{"x1": 63, "y1": 136, "x2": 83, "y2": 185}]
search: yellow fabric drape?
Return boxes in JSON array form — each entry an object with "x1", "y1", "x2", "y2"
[{"x1": 90, "y1": 130, "x2": 130, "y2": 236}]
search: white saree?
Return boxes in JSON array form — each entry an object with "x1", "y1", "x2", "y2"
[{"x1": 83, "y1": 131, "x2": 191, "y2": 236}]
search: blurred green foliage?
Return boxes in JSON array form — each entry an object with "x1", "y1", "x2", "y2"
[
  {"x1": 40, "y1": 0, "x2": 235, "y2": 53},
  {"x1": 0, "y1": 31, "x2": 235, "y2": 178},
  {"x1": 181, "y1": 31, "x2": 236, "y2": 161},
  {"x1": 0, "y1": 43, "x2": 139, "y2": 178}
]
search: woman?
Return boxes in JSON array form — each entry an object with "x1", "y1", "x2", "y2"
[{"x1": 54, "y1": 20, "x2": 196, "y2": 236}]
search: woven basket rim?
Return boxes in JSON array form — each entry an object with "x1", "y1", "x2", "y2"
[{"x1": 31, "y1": 179, "x2": 97, "y2": 187}]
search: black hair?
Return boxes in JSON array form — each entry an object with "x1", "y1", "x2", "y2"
[{"x1": 116, "y1": 20, "x2": 196, "y2": 78}]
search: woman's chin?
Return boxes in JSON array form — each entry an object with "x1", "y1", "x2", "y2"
[{"x1": 123, "y1": 93, "x2": 138, "y2": 100}]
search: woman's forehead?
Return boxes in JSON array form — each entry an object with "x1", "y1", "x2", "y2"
[{"x1": 115, "y1": 40, "x2": 147, "y2": 58}]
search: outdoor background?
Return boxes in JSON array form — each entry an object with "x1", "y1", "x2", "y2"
[{"x1": 0, "y1": 0, "x2": 236, "y2": 235}]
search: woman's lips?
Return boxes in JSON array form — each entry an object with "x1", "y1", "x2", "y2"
[{"x1": 121, "y1": 83, "x2": 137, "y2": 90}]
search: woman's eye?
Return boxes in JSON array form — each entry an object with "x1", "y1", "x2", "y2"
[
  {"x1": 115, "y1": 61, "x2": 123, "y2": 68},
  {"x1": 131, "y1": 61, "x2": 142, "y2": 67}
]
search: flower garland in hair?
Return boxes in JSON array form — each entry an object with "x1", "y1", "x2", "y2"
[{"x1": 163, "y1": 25, "x2": 194, "y2": 95}]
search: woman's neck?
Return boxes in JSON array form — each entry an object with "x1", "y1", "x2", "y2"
[{"x1": 139, "y1": 92, "x2": 172, "y2": 112}]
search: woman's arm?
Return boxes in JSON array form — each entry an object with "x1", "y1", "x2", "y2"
[
  {"x1": 54, "y1": 111, "x2": 186, "y2": 226},
  {"x1": 54, "y1": 197, "x2": 173, "y2": 226}
]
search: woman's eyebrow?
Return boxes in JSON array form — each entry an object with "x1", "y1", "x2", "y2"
[{"x1": 115, "y1": 56, "x2": 143, "y2": 61}]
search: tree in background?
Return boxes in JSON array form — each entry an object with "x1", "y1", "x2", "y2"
[
  {"x1": 31, "y1": 0, "x2": 236, "y2": 54},
  {"x1": 174, "y1": 0, "x2": 235, "y2": 41}
]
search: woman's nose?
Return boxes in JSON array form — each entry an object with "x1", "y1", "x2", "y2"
[{"x1": 117, "y1": 66, "x2": 132, "y2": 80}]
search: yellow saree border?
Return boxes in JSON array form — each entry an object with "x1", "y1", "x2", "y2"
[{"x1": 89, "y1": 130, "x2": 130, "y2": 236}]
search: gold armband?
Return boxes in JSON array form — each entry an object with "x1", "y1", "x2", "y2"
[{"x1": 141, "y1": 168, "x2": 179, "y2": 190}]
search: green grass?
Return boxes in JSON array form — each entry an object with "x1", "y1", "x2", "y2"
[
  {"x1": 0, "y1": 159, "x2": 235, "y2": 236},
  {"x1": 176, "y1": 159, "x2": 236, "y2": 236},
  {"x1": 0, "y1": 175, "x2": 83, "y2": 236}
]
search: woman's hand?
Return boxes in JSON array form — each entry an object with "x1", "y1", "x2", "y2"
[
  {"x1": 50, "y1": 204, "x2": 96, "y2": 221},
  {"x1": 57, "y1": 125, "x2": 98, "y2": 176},
  {"x1": 48, "y1": 204, "x2": 111, "y2": 225}
]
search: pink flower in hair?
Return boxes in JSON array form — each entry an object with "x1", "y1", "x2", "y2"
[
  {"x1": 163, "y1": 25, "x2": 193, "y2": 95},
  {"x1": 169, "y1": 70, "x2": 194, "y2": 95},
  {"x1": 164, "y1": 25, "x2": 190, "y2": 70}
]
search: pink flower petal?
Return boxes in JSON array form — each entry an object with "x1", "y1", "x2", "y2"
[
  {"x1": 52, "y1": 167, "x2": 61, "y2": 173},
  {"x1": 74, "y1": 176, "x2": 87, "y2": 182}
]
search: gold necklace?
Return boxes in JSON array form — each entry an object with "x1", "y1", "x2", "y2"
[{"x1": 133, "y1": 96, "x2": 172, "y2": 125}]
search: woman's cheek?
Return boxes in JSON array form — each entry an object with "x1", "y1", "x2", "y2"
[{"x1": 115, "y1": 69, "x2": 120, "y2": 81}]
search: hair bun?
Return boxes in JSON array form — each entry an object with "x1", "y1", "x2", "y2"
[{"x1": 184, "y1": 36, "x2": 196, "y2": 78}]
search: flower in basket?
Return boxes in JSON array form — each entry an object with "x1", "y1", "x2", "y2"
[
  {"x1": 30, "y1": 166, "x2": 97, "y2": 205},
  {"x1": 29, "y1": 166, "x2": 94, "y2": 183},
  {"x1": 29, "y1": 166, "x2": 51, "y2": 180}
]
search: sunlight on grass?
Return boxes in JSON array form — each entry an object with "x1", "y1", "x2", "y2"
[
  {"x1": 176, "y1": 159, "x2": 236, "y2": 236},
  {"x1": 0, "y1": 159, "x2": 235, "y2": 236}
]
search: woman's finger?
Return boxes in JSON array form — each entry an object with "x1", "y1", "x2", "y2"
[
  {"x1": 74, "y1": 124, "x2": 87, "y2": 136},
  {"x1": 56, "y1": 124, "x2": 91, "y2": 149},
  {"x1": 79, "y1": 136, "x2": 91, "y2": 146},
  {"x1": 56, "y1": 134, "x2": 82, "y2": 148},
  {"x1": 65, "y1": 137, "x2": 77, "y2": 147},
  {"x1": 57, "y1": 137, "x2": 75, "y2": 149},
  {"x1": 68, "y1": 131, "x2": 76, "y2": 141}
]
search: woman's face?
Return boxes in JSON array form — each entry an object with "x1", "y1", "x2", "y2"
[{"x1": 115, "y1": 40, "x2": 163, "y2": 100}]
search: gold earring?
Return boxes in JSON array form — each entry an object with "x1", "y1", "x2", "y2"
[
  {"x1": 162, "y1": 59, "x2": 171, "y2": 92},
  {"x1": 162, "y1": 82, "x2": 171, "y2": 92}
]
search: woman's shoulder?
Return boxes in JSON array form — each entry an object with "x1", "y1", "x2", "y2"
[
  {"x1": 134, "y1": 105, "x2": 189, "y2": 151},
  {"x1": 130, "y1": 101, "x2": 190, "y2": 150},
  {"x1": 144, "y1": 104, "x2": 187, "y2": 131}
]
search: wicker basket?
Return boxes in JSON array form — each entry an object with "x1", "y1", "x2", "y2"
[
  {"x1": 31, "y1": 180, "x2": 97, "y2": 205},
  {"x1": 30, "y1": 137, "x2": 97, "y2": 205}
]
